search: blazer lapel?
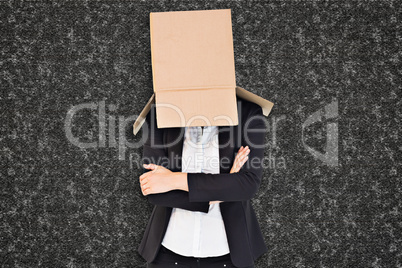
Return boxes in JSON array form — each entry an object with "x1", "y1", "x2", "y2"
[
  {"x1": 165, "y1": 127, "x2": 185, "y2": 171},
  {"x1": 218, "y1": 125, "x2": 236, "y2": 173}
]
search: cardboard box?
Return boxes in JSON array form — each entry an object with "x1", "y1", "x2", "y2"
[{"x1": 133, "y1": 9, "x2": 274, "y2": 135}]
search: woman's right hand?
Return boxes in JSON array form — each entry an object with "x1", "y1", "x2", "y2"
[{"x1": 209, "y1": 146, "x2": 251, "y2": 205}]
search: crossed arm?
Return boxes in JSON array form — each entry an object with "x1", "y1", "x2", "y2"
[
  {"x1": 140, "y1": 145, "x2": 250, "y2": 204},
  {"x1": 139, "y1": 105, "x2": 266, "y2": 213}
]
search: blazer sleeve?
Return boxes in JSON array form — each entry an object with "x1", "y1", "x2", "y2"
[
  {"x1": 141, "y1": 107, "x2": 210, "y2": 213},
  {"x1": 187, "y1": 104, "x2": 267, "y2": 202}
]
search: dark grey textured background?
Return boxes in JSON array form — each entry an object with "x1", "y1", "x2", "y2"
[{"x1": 1, "y1": 0, "x2": 401, "y2": 267}]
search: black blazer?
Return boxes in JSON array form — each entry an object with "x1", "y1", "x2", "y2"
[{"x1": 138, "y1": 96, "x2": 268, "y2": 268}]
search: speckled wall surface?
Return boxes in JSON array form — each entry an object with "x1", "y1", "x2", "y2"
[{"x1": 1, "y1": 0, "x2": 401, "y2": 267}]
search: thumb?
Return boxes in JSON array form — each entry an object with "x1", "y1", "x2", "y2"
[{"x1": 143, "y1": 163, "x2": 157, "y2": 170}]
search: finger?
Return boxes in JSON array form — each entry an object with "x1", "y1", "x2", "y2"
[
  {"x1": 239, "y1": 156, "x2": 249, "y2": 168},
  {"x1": 232, "y1": 161, "x2": 240, "y2": 173},
  {"x1": 240, "y1": 153, "x2": 249, "y2": 163},
  {"x1": 141, "y1": 186, "x2": 146, "y2": 195},
  {"x1": 238, "y1": 146, "x2": 250, "y2": 157},
  {"x1": 142, "y1": 187, "x2": 151, "y2": 196},
  {"x1": 141, "y1": 183, "x2": 149, "y2": 190},
  {"x1": 140, "y1": 183, "x2": 147, "y2": 195},
  {"x1": 238, "y1": 150, "x2": 248, "y2": 158},
  {"x1": 239, "y1": 148, "x2": 250, "y2": 158},
  {"x1": 236, "y1": 153, "x2": 245, "y2": 165},
  {"x1": 150, "y1": 164, "x2": 163, "y2": 173},
  {"x1": 139, "y1": 173, "x2": 147, "y2": 180},
  {"x1": 240, "y1": 145, "x2": 249, "y2": 152},
  {"x1": 147, "y1": 163, "x2": 159, "y2": 171},
  {"x1": 143, "y1": 163, "x2": 157, "y2": 170},
  {"x1": 232, "y1": 146, "x2": 249, "y2": 173},
  {"x1": 243, "y1": 146, "x2": 250, "y2": 154},
  {"x1": 140, "y1": 180, "x2": 150, "y2": 191},
  {"x1": 235, "y1": 151, "x2": 243, "y2": 159},
  {"x1": 236, "y1": 154, "x2": 248, "y2": 170},
  {"x1": 235, "y1": 152, "x2": 246, "y2": 163},
  {"x1": 140, "y1": 179, "x2": 148, "y2": 188},
  {"x1": 140, "y1": 172, "x2": 154, "y2": 182},
  {"x1": 233, "y1": 162, "x2": 239, "y2": 172},
  {"x1": 139, "y1": 171, "x2": 153, "y2": 180},
  {"x1": 235, "y1": 162, "x2": 243, "y2": 171},
  {"x1": 235, "y1": 151, "x2": 245, "y2": 160},
  {"x1": 234, "y1": 156, "x2": 240, "y2": 168},
  {"x1": 242, "y1": 146, "x2": 249, "y2": 154}
]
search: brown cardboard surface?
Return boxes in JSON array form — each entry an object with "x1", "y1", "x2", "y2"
[
  {"x1": 150, "y1": 9, "x2": 238, "y2": 128},
  {"x1": 133, "y1": 86, "x2": 274, "y2": 135},
  {"x1": 132, "y1": 9, "x2": 275, "y2": 135},
  {"x1": 150, "y1": 9, "x2": 236, "y2": 91},
  {"x1": 155, "y1": 87, "x2": 238, "y2": 128}
]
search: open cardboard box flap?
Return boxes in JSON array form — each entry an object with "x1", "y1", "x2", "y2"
[
  {"x1": 133, "y1": 86, "x2": 274, "y2": 135},
  {"x1": 133, "y1": 9, "x2": 274, "y2": 135}
]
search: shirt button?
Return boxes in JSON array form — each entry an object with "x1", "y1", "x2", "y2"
[
  {"x1": 175, "y1": 262, "x2": 178, "y2": 265},
  {"x1": 224, "y1": 265, "x2": 226, "y2": 267}
]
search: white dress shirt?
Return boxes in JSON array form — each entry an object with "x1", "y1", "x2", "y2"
[{"x1": 161, "y1": 126, "x2": 230, "y2": 257}]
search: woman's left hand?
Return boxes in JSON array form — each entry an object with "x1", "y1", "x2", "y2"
[
  {"x1": 140, "y1": 164, "x2": 176, "y2": 196},
  {"x1": 210, "y1": 145, "x2": 251, "y2": 205}
]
